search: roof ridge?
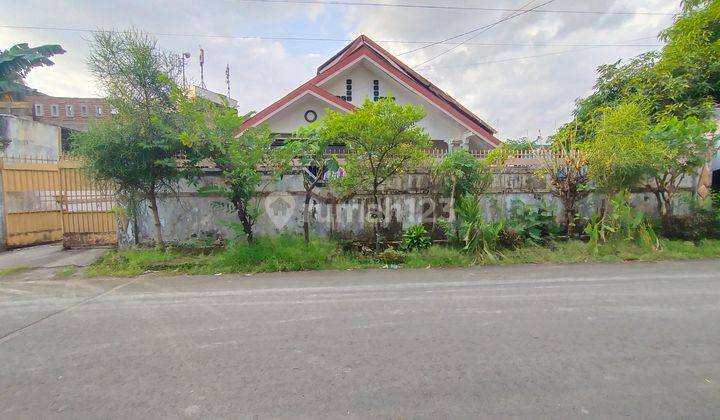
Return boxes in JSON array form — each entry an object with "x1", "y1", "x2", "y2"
[{"x1": 318, "y1": 35, "x2": 496, "y2": 134}]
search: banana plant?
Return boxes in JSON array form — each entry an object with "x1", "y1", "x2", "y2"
[{"x1": 0, "y1": 43, "x2": 65, "y2": 97}]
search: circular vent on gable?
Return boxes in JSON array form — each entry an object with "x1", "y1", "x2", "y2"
[{"x1": 304, "y1": 110, "x2": 317, "y2": 122}]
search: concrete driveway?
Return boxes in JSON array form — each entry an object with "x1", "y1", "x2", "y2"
[
  {"x1": 1, "y1": 260, "x2": 719, "y2": 419},
  {"x1": 0, "y1": 243, "x2": 107, "y2": 270}
]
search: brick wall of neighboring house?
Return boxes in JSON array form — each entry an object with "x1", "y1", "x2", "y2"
[{"x1": 24, "y1": 96, "x2": 109, "y2": 132}]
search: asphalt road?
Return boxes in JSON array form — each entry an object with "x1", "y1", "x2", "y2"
[{"x1": 1, "y1": 260, "x2": 719, "y2": 419}]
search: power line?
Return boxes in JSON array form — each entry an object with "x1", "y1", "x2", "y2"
[
  {"x1": 413, "y1": 0, "x2": 555, "y2": 66},
  {"x1": 238, "y1": 0, "x2": 678, "y2": 16},
  {"x1": 397, "y1": 0, "x2": 553, "y2": 57},
  {"x1": 0, "y1": 24, "x2": 661, "y2": 48},
  {"x1": 415, "y1": 43, "x2": 660, "y2": 70}
]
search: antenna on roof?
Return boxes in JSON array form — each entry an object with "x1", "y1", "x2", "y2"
[
  {"x1": 225, "y1": 63, "x2": 231, "y2": 99},
  {"x1": 199, "y1": 46, "x2": 206, "y2": 89}
]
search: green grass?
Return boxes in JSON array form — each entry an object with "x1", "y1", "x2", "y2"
[
  {"x1": 197, "y1": 234, "x2": 374, "y2": 274},
  {"x1": 0, "y1": 266, "x2": 31, "y2": 277},
  {"x1": 498, "y1": 239, "x2": 720, "y2": 265},
  {"x1": 87, "y1": 236, "x2": 720, "y2": 278},
  {"x1": 403, "y1": 245, "x2": 475, "y2": 268},
  {"x1": 88, "y1": 247, "x2": 215, "y2": 277}
]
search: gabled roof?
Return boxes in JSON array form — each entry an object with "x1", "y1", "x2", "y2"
[
  {"x1": 242, "y1": 35, "x2": 499, "y2": 146},
  {"x1": 240, "y1": 83, "x2": 354, "y2": 131}
]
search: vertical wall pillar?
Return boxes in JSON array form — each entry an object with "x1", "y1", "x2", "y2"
[{"x1": 0, "y1": 160, "x2": 6, "y2": 251}]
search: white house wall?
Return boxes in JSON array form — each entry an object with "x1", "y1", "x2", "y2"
[
  {"x1": 318, "y1": 60, "x2": 487, "y2": 147},
  {"x1": 262, "y1": 94, "x2": 346, "y2": 134}
]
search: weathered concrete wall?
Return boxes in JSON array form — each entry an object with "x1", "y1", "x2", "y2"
[
  {"x1": 126, "y1": 168, "x2": 695, "y2": 245},
  {"x1": 0, "y1": 114, "x2": 61, "y2": 159},
  {"x1": 0, "y1": 166, "x2": 5, "y2": 251}
]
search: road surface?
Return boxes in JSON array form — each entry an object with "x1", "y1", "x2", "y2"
[{"x1": 1, "y1": 260, "x2": 719, "y2": 419}]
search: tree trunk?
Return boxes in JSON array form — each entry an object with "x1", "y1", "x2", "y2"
[
  {"x1": 234, "y1": 200, "x2": 254, "y2": 244},
  {"x1": 373, "y1": 187, "x2": 382, "y2": 254},
  {"x1": 132, "y1": 210, "x2": 140, "y2": 246},
  {"x1": 448, "y1": 177, "x2": 460, "y2": 243},
  {"x1": 663, "y1": 190, "x2": 673, "y2": 218},
  {"x1": 147, "y1": 189, "x2": 164, "y2": 247},
  {"x1": 562, "y1": 195, "x2": 575, "y2": 236},
  {"x1": 652, "y1": 189, "x2": 673, "y2": 220},
  {"x1": 599, "y1": 195, "x2": 609, "y2": 221},
  {"x1": 303, "y1": 192, "x2": 311, "y2": 245},
  {"x1": 448, "y1": 176, "x2": 457, "y2": 223}
]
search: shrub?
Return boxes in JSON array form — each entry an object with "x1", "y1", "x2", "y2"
[
  {"x1": 498, "y1": 226, "x2": 524, "y2": 249},
  {"x1": 584, "y1": 191, "x2": 660, "y2": 251},
  {"x1": 401, "y1": 223, "x2": 432, "y2": 251},
  {"x1": 377, "y1": 246, "x2": 407, "y2": 265},
  {"x1": 660, "y1": 208, "x2": 719, "y2": 241},
  {"x1": 456, "y1": 194, "x2": 504, "y2": 258},
  {"x1": 170, "y1": 231, "x2": 225, "y2": 253},
  {"x1": 507, "y1": 199, "x2": 560, "y2": 244}
]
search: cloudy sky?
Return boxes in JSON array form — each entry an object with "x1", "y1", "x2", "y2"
[{"x1": 3, "y1": 0, "x2": 679, "y2": 139}]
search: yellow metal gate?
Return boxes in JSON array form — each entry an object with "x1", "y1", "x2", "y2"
[
  {"x1": 0, "y1": 156, "x2": 63, "y2": 247},
  {"x1": 59, "y1": 159, "x2": 117, "y2": 248},
  {"x1": 1, "y1": 156, "x2": 117, "y2": 248}
]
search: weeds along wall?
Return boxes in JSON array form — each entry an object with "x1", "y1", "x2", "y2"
[{"x1": 120, "y1": 167, "x2": 696, "y2": 245}]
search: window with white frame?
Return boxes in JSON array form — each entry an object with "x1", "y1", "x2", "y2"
[
  {"x1": 96, "y1": 106, "x2": 103, "y2": 116},
  {"x1": 66, "y1": 104, "x2": 74, "y2": 117},
  {"x1": 80, "y1": 104, "x2": 88, "y2": 116},
  {"x1": 34, "y1": 103, "x2": 44, "y2": 116},
  {"x1": 50, "y1": 104, "x2": 60, "y2": 117}
]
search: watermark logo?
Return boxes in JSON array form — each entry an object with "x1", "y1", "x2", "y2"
[{"x1": 264, "y1": 194, "x2": 296, "y2": 229}]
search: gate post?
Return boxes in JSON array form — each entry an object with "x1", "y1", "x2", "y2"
[{"x1": 0, "y1": 157, "x2": 6, "y2": 251}]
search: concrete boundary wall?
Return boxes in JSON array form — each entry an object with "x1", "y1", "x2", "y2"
[
  {"x1": 123, "y1": 168, "x2": 695, "y2": 245},
  {"x1": 0, "y1": 114, "x2": 61, "y2": 159}
]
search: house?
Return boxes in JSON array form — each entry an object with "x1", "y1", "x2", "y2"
[
  {"x1": 22, "y1": 94, "x2": 110, "y2": 152},
  {"x1": 24, "y1": 95, "x2": 109, "y2": 132},
  {"x1": 240, "y1": 35, "x2": 500, "y2": 151}
]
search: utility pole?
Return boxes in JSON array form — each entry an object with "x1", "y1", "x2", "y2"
[
  {"x1": 181, "y1": 52, "x2": 191, "y2": 88},
  {"x1": 225, "y1": 63, "x2": 231, "y2": 99},
  {"x1": 199, "y1": 46, "x2": 206, "y2": 89}
]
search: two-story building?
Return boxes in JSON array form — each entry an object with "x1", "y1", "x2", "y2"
[{"x1": 24, "y1": 95, "x2": 108, "y2": 132}]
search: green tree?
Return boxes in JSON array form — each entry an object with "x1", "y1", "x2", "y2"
[
  {"x1": 179, "y1": 97, "x2": 274, "y2": 243},
  {"x1": 277, "y1": 125, "x2": 339, "y2": 245},
  {"x1": 645, "y1": 116, "x2": 718, "y2": 218},
  {"x1": 328, "y1": 98, "x2": 432, "y2": 252},
  {"x1": 72, "y1": 30, "x2": 187, "y2": 246},
  {"x1": 540, "y1": 126, "x2": 591, "y2": 235},
  {"x1": 429, "y1": 150, "x2": 491, "y2": 227},
  {"x1": 555, "y1": 0, "x2": 719, "y2": 145},
  {"x1": 658, "y1": 0, "x2": 720, "y2": 109},
  {"x1": 582, "y1": 102, "x2": 661, "y2": 213},
  {"x1": 0, "y1": 43, "x2": 65, "y2": 97}
]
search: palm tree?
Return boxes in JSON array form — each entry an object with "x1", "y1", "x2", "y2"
[{"x1": 0, "y1": 43, "x2": 65, "y2": 99}]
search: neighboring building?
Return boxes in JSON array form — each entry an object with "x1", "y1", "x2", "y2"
[
  {"x1": 187, "y1": 85, "x2": 238, "y2": 109},
  {"x1": 0, "y1": 100, "x2": 33, "y2": 120},
  {"x1": 22, "y1": 95, "x2": 109, "y2": 152},
  {"x1": 240, "y1": 35, "x2": 500, "y2": 151},
  {"x1": 24, "y1": 95, "x2": 108, "y2": 132}
]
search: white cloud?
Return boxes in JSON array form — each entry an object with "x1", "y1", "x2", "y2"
[
  {"x1": 2, "y1": 0, "x2": 680, "y2": 139},
  {"x1": 342, "y1": 0, "x2": 678, "y2": 139}
]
